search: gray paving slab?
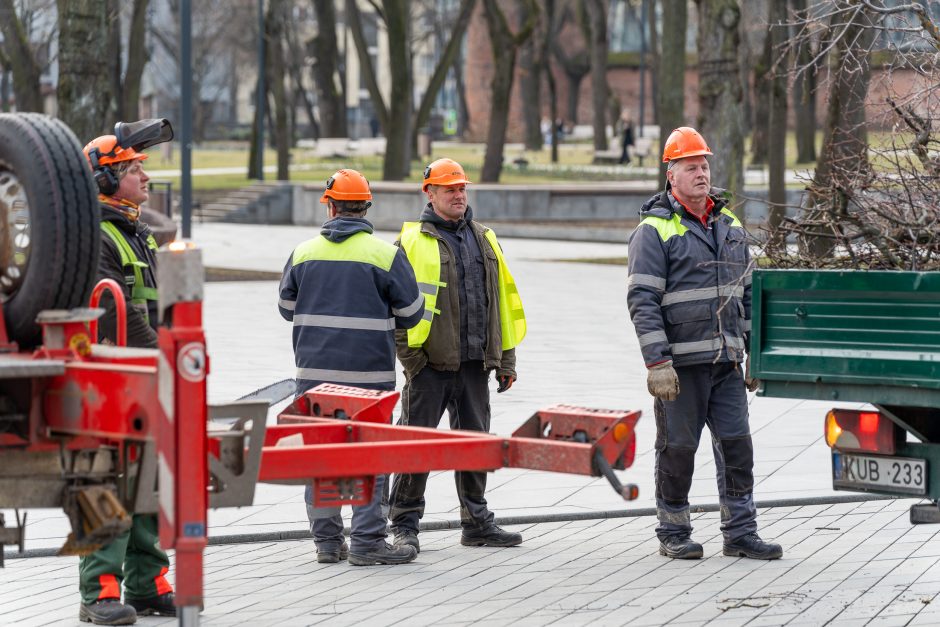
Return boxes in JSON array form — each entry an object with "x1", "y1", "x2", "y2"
[{"x1": 3, "y1": 224, "x2": 936, "y2": 625}]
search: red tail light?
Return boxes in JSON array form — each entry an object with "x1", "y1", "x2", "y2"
[{"x1": 825, "y1": 409, "x2": 896, "y2": 454}]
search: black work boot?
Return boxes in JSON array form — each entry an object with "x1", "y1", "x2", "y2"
[
  {"x1": 79, "y1": 599, "x2": 137, "y2": 625},
  {"x1": 316, "y1": 540, "x2": 350, "y2": 563},
  {"x1": 658, "y1": 535, "x2": 704, "y2": 559},
  {"x1": 393, "y1": 530, "x2": 420, "y2": 554},
  {"x1": 460, "y1": 524, "x2": 522, "y2": 548},
  {"x1": 349, "y1": 542, "x2": 418, "y2": 566},
  {"x1": 125, "y1": 592, "x2": 177, "y2": 617},
  {"x1": 723, "y1": 533, "x2": 783, "y2": 560}
]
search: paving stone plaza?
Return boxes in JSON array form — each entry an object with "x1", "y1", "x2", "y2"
[{"x1": 2, "y1": 224, "x2": 937, "y2": 625}]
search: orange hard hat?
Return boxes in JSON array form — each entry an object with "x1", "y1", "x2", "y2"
[
  {"x1": 83, "y1": 135, "x2": 148, "y2": 168},
  {"x1": 320, "y1": 169, "x2": 373, "y2": 204},
  {"x1": 661, "y1": 127, "x2": 713, "y2": 163},
  {"x1": 422, "y1": 158, "x2": 470, "y2": 192}
]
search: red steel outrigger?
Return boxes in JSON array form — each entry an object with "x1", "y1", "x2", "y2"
[{"x1": 0, "y1": 242, "x2": 641, "y2": 626}]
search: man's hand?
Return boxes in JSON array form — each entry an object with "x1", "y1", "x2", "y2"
[
  {"x1": 497, "y1": 374, "x2": 515, "y2": 393},
  {"x1": 647, "y1": 361, "x2": 679, "y2": 401},
  {"x1": 744, "y1": 355, "x2": 760, "y2": 392}
]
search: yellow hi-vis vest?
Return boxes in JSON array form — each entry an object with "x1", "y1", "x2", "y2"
[{"x1": 398, "y1": 222, "x2": 526, "y2": 350}]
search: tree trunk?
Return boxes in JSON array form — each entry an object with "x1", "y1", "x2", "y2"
[
  {"x1": 267, "y1": 0, "x2": 289, "y2": 181},
  {"x1": 790, "y1": 0, "x2": 817, "y2": 164},
  {"x1": 587, "y1": 0, "x2": 609, "y2": 152},
  {"x1": 121, "y1": 0, "x2": 150, "y2": 122},
  {"x1": 544, "y1": 0, "x2": 559, "y2": 162},
  {"x1": 412, "y1": 0, "x2": 476, "y2": 153},
  {"x1": 248, "y1": 78, "x2": 262, "y2": 180},
  {"x1": 564, "y1": 72, "x2": 586, "y2": 124},
  {"x1": 801, "y1": 3, "x2": 875, "y2": 259},
  {"x1": 0, "y1": 0, "x2": 44, "y2": 112},
  {"x1": 647, "y1": 0, "x2": 659, "y2": 125},
  {"x1": 383, "y1": 0, "x2": 413, "y2": 181},
  {"x1": 767, "y1": 0, "x2": 787, "y2": 252},
  {"x1": 481, "y1": 0, "x2": 538, "y2": 183},
  {"x1": 57, "y1": 0, "x2": 114, "y2": 141},
  {"x1": 312, "y1": 0, "x2": 346, "y2": 137},
  {"x1": 695, "y1": 0, "x2": 745, "y2": 208},
  {"x1": 657, "y1": 0, "x2": 686, "y2": 188},
  {"x1": 519, "y1": 15, "x2": 544, "y2": 151},
  {"x1": 750, "y1": 21, "x2": 771, "y2": 166},
  {"x1": 454, "y1": 40, "x2": 470, "y2": 137},
  {"x1": 551, "y1": 1, "x2": 590, "y2": 126}
]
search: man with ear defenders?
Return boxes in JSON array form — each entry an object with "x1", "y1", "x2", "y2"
[{"x1": 78, "y1": 120, "x2": 176, "y2": 625}]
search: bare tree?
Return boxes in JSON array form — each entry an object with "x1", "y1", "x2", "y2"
[
  {"x1": 348, "y1": 0, "x2": 475, "y2": 181},
  {"x1": 790, "y1": 0, "x2": 818, "y2": 164},
  {"x1": 646, "y1": 0, "x2": 659, "y2": 125},
  {"x1": 766, "y1": 0, "x2": 787, "y2": 253},
  {"x1": 267, "y1": 0, "x2": 289, "y2": 180},
  {"x1": 0, "y1": 0, "x2": 46, "y2": 112},
  {"x1": 57, "y1": 0, "x2": 114, "y2": 141},
  {"x1": 695, "y1": 0, "x2": 745, "y2": 207},
  {"x1": 586, "y1": 0, "x2": 609, "y2": 153},
  {"x1": 551, "y1": 0, "x2": 590, "y2": 126},
  {"x1": 116, "y1": 0, "x2": 150, "y2": 121},
  {"x1": 750, "y1": 17, "x2": 771, "y2": 166},
  {"x1": 481, "y1": 0, "x2": 539, "y2": 183},
  {"x1": 311, "y1": 0, "x2": 345, "y2": 138},
  {"x1": 656, "y1": 0, "x2": 686, "y2": 188},
  {"x1": 763, "y1": 1, "x2": 940, "y2": 270},
  {"x1": 518, "y1": 1, "x2": 545, "y2": 151}
]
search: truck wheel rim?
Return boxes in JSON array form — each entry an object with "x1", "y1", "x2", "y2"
[{"x1": 0, "y1": 167, "x2": 30, "y2": 302}]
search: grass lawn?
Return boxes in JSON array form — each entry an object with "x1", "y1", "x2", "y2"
[{"x1": 147, "y1": 130, "x2": 908, "y2": 194}]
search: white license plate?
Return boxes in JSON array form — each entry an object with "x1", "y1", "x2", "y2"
[{"x1": 833, "y1": 453, "x2": 927, "y2": 496}]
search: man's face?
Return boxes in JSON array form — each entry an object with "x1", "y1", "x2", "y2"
[
  {"x1": 427, "y1": 183, "x2": 468, "y2": 222},
  {"x1": 666, "y1": 156, "x2": 710, "y2": 204},
  {"x1": 115, "y1": 159, "x2": 150, "y2": 206}
]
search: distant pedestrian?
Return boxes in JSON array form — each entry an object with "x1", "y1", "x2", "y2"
[
  {"x1": 619, "y1": 114, "x2": 635, "y2": 165},
  {"x1": 278, "y1": 169, "x2": 424, "y2": 566},
  {"x1": 627, "y1": 126, "x2": 783, "y2": 562}
]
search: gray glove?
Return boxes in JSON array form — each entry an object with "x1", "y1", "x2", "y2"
[
  {"x1": 744, "y1": 355, "x2": 760, "y2": 392},
  {"x1": 647, "y1": 360, "x2": 680, "y2": 401}
]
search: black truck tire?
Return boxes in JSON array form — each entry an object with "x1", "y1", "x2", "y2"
[{"x1": 0, "y1": 113, "x2": 100, "y2": 348}]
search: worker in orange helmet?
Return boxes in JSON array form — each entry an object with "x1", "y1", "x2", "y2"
[
  {"x1": 388, "y1": 158, "x2": 527, "y2": 554},
  {"x1": 78, "y1": 120, "x2": 175, "y2": 625},
  {"x1": 278, "y1": 169, "x2": 423, "y2": 566},
  {"x1": 627, "y1": 127, "x2": 782, "y2": 561}
]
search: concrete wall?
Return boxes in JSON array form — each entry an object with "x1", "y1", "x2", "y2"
[{"x1": 293, "y1": 182, "x2": 804, "y2": 235}]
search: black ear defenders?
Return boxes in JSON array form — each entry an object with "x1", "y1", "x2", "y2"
[{"x1": 88, "y1": 147, "x2": 119, "y2": 196}]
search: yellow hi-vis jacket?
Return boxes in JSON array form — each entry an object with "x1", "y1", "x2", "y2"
[{"x1": 398, "y1": 221, "x2": 526, "y2": 350}]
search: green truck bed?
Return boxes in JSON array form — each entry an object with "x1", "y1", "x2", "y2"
[{"x1": 751, "y1": 270, "x2": 940, "y2": 408}]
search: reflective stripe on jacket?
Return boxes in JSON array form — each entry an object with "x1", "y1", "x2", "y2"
[
  {"x1": 398, "y1": 221, "x2": 526, "y2": 350},
  {"x1": 100, "y1": 220, "x2": 159, "y2": 317},
  {"x1": 627, "y1": 189, "x2": 751, "y2": 368},
  {"x1": 96, "y1": 206, "x2": 160, "y2": 347},
  {"x1": 278, "y1": 227, "x2": 424, "y2": 393}
]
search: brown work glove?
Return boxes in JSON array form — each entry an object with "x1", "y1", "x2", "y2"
[
  {"x1": 647, "y1": 360, "x2": 679, "y2": 401},
  {"x1": 744, "y1": 355, "x2": 760, "y2": 392}
]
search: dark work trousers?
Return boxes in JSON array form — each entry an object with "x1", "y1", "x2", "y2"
[
  {"x1": 654, "y1": 361, "x2": 758, "y2": 542},
  {"x1": 78, "y1": 514, "x2": 172, "y2": 604},
  {"x1": 305, "y1": 474, "x2": 388, "y2": 553},
  {"x1": 389, "y1": 360, "x2": 495, "y2": 533}
]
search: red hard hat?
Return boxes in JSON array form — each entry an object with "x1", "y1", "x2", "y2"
[
  {"x1": 662, "y1": 127, "x2": 713, "y2": 163},
  {"x1": 320, "y1": 169, "x2": 373, "y2": 204}
]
